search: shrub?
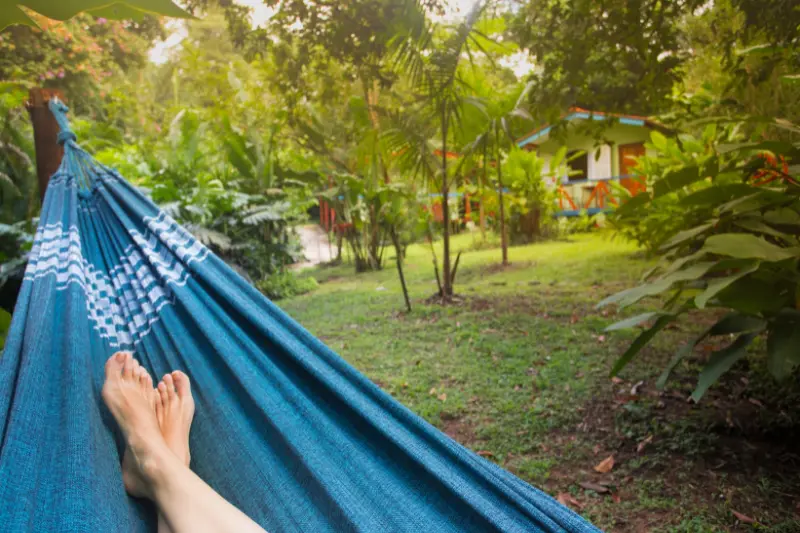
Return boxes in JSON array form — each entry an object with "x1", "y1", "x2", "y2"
[
  {"x1": 557, "y1": 211, "x2": 603, "y2": 236},
  {"x1": 601, "y1": 120, "x2": 800, "y2": 401},
  {"x1": 256, "y1": 271, "x2": 318, "y2": 301},
  {"x1": 608, "y1": 127, "x2": 725, "y2": 254}
]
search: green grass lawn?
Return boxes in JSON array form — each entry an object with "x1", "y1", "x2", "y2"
[{"x1": 280, "y1": 231, "x2": 800, "y2": 533}]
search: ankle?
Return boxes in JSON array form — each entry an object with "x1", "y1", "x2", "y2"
[{"x1": 130, "y1": 437, "x2": 176, "y2": 488}]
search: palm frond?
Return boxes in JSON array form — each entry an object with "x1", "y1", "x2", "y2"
[{"x1": 185, "y1": 225, "x2": 232, "y2": 250}]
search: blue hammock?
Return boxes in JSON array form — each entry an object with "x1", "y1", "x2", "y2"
[{"x1": 0, "y1": 100, "x2": 601, "y2": 533}]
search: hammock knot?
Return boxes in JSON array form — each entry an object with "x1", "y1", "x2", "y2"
[
  {"x1": 48, "y1": 97, "x2": 77, "y2": 146},
  {"x1": 57, "y1": 130, "x2": 77, "y2": 145}
]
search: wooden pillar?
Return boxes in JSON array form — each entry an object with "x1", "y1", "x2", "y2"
[{"x1": 27, "y1": 88, "x2": 64, "y2": 203}]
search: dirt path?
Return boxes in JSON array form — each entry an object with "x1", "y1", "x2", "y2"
[{"x1": 293, "y1": 224, "x2": 333, "y2": 270}]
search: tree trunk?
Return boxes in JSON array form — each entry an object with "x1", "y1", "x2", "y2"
[
  {"x1": 480, "y1": 139, "x2": 487, "y2": 240},
  {"x1": 391, "y1": 229, "x2": 411, "y2": 312},
  {"x1": 441, "y1": 107, "x2": 452, "y2": 296},
  {"x1": 496, "y1": 130, "x2": 508, "y2": 266},
  {"x1": 27, "y1": 88, "x2": 64, "y2": 202}
]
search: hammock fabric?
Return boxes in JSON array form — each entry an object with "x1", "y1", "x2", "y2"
[{"x1": 0, "y1": 100, "x2": 600, "y2": 533}]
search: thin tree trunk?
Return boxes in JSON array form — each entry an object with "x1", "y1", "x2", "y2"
[
  {"x1": 451, "y1": 251, "x2": 462, "y2": 285},
  {"x1": 480, "y1": 139, "x2": 487, "y2": 239},
  {"x1": 391, "y1": 229, "x2": 412, "y2": 312},
  {"x1": 441, "y1": 107, "x2": 452, "y2": 296},
  {"x1": 496, "y1": 126, "x2": 508, "y2": 266},
  {"x1": 428, "y1": 233, "x2": 444, "y2": 297}
]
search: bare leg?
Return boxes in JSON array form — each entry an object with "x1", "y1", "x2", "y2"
[
  {"x1": 154, "y1": 371, "x2": 196, "y2": 533},
  {"x1": 103, "y1": 353, "x2": 267, "y2": 533}
]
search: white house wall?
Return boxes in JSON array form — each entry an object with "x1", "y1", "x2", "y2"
[
  {"x1": 534, "y1": 123, "x2": 654, "y2": 180},
  {"x1": 589, "y1": 144, "x2": 612, "y2": 181}
]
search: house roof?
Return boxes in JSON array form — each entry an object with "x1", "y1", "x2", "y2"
[{"x1": 516, "y1": 107, "x2": 667, "y2": 148}]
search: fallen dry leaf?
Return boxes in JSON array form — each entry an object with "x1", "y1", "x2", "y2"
[
  {"x1": 637, "y1": 435, "x2": 654, "y2": 454},
  {"x1": 592, "y1": 444, "x2": 601, "y2": 456},
  {"x1": 611, "y1": 377, "x2": 624, "y2": 385},
  {"x1": 612, "y1": 493, "x2": 621, "y2": 504},
  {"x1": 594, "y1": 455, "x2": 615, "y2": 473},
  {"x1": 557, "y1": 493, "x2": 583, "y2": 510},
  {"x1": 630, "y1": 380, "x2": 644, "y2": 395},
  {"x1": 429, "y1": 387, "x2": 437, "y2": 395},
  {"x1": 579, "y1": 481, "x2": 610, "y2": 494},
  {"x1": 732, "y1": 510, "x2": 755, "y2": 524},
  {"x1": 437, "y1": 393, "x2": 447, "y2": 402},
  {"x1": 748, "y1": 398, "x2": 764, "y2": 408},
  {"x1": 476, "y1": 450, "x2": 494, "y2": 457}
]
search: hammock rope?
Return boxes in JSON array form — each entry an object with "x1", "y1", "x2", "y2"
[{"x1": 0, "y1": 100, "x2": 601, "y2": 533}]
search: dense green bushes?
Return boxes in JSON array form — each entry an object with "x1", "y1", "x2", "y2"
[
  {"x1": 256, "y1": 271, "x2": 318, "y2": 301},
  {"x1": 604, "y1": 121, "x2": 800, "y2": 399}
]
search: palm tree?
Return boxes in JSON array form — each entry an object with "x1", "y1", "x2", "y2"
[
  {"x1": 389, "y1": 0, "x2": 489, "y2": 297},
  {"x1": 463, "y1": 80, "x2": 534, "y2": 265}
]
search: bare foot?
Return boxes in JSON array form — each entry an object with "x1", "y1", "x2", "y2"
[
  {"x1": 155, "y1": 371, "x2": 195, "y2": 467},
  {"x1": 102, "y1": 352, "x2": 171, "y2": 500}
]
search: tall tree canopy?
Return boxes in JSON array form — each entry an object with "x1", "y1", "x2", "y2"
[{"x1": 511, "y1": 0, "x2": 704, "y2": 116}]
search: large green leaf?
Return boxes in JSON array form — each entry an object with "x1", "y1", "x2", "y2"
[
  {"x1": 734, "y1": 218, "x2": 797, "y2": 242},
  {"x1": 650, "y1": 131, "x2": 668, "y2": 151},
  {"x1": 680, "y1": 183, "x2": 755, "y2": 208},
  {"x1": 1, "y1": 0, "x2": 191, "y2": 30},
  {"x1": 610, "y1": 314, "x2": 674, "y2": 377},
  {"x1": 656, "y1": 312, "x2": 766, "y2": 391},
  {"x1": 598, "y1": 262, "x2": 716, "y2": 308},
  {"x1": 653, "y1": 166, "x2": 702, "y2": 198},
  {"x1": 691, "y1": 333, "x2": 756, "y2": 402},
  {"x1": 706, "y1": 312, "x2": 766, "y2": 336},
  {"x1": 766, "y1": 317, "x2": 800, "y2": 380},
  {"x1": 719, "y1": 190, "x2": 790, "y2": 215},
  {"x1": 659, "y1": 221, "x2": 716, "y2": 251},
  {"x1": 694, "y1": 260, "x2": 760, "y2": 309},
  {"x1": 604, "y1": 312, "x2": 664, "y2": 332},
  {"x1": 83, "y1": 2, "x2": 150, "y2": 21},
  {"x1": 703, "y1": 234, "x2": 798, "y2": 261},
  {"x1": 613, "y1": 191, "x2": 651, "y2": 216},
  {"x1": 716, "y1": 278, "x2": 789, "y2": 314},
  {"x1": 597, "y1": 279, "x2": 671, "y2": 309},
  {"x1": 656, "y1": 342, "x2": 697, "y2": 390},
  {"x1": 764, "y1": 208, "x2": 800, "y2": 226}
]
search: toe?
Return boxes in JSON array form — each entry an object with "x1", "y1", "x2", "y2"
[
  {"x1": 163, "y1": 374, "x2": 177, "y2": 397},
  {"x1": 154, "y1": 388, "x2": 163, "y2": 419},
  {"x1": 158, "y1": 382, "x2": 169, "y2": 406},
  {"x1": 122, "y1": 353, "x2": 135, "y2": 379},
  {"x1": 171, "y1": 371, "x2": 191, "y2": 398},
  {"x1": 104, "y1": 352, "x2": 126, "y2": 381}
]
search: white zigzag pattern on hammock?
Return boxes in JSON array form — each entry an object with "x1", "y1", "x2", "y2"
[{"x1": 24, "y1": 212, "x2": 209, "y2": 348}]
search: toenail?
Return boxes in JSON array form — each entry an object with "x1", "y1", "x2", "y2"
[{"x1": 116, "y1": 352, "x2": 125, "y2": 361}]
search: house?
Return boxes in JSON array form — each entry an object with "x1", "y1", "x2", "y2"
[{"x1": 516, "y1": 108, "x2": 668, "y2": 216}]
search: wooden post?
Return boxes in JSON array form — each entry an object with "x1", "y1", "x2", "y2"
[{"x1": 27, "y1": 88, "x2": 64, "y2": 203}]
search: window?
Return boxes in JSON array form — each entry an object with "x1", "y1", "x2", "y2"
[{"x1": 567, "y1": 150, "x2": 588, "y2": 182}]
